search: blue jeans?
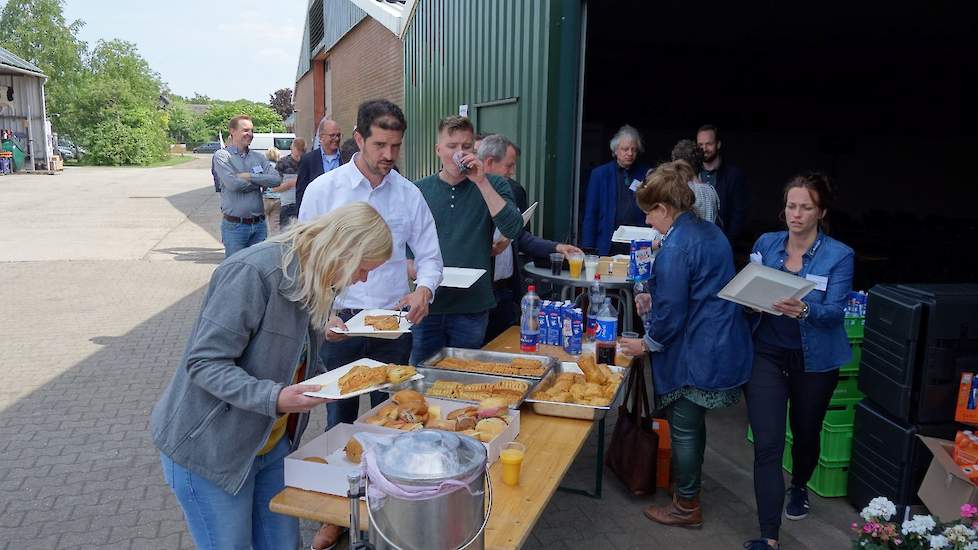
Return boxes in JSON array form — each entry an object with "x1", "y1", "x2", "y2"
[
  {"x1": 160, "y1": 438, "x2": 298, "y2": 550},
  {"x1": 221, "y1": 218, "x2": 267, "y2": 258},
  {"x1": 410, "y1": 311, "x2": 489, "y2": 365},
  {"x1": 320, "y1": 311, "x2": 412, "y2": 430}
]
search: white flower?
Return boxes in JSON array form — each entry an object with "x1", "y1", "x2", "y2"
[
  {"x1": 861, "y1": 497, "x2": 898, "y2": 521},
  {"x1": 944, "y1": 524, "x2": 977, "y2": 543},
  {"x1": 929, "y1": 534, "x2": 948, "y2": 549},
  {"x1": 902, "y1": 515, "x2": 937, "y2": 536}
]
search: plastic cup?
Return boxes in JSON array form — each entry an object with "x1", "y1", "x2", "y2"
[
  {"x1": 567, "y1": 253, "x2": 585, "y2": 279},
  {"x1": 584, "y1": 255, "x2": 599, "y2": 280},
  {"x1": 619, "y1": 331, "x2": 641, "y2": 358},
  {"x1": 549, "y1": 252, "x2": 564, "y2": 276},
  {"x1": 500, "y1": 442, "x2": 526, "y2": 486}
]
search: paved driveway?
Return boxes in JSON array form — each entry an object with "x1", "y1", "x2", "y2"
[{"x1": 0, "y1": 160, "x2": 857, "y2": 549}]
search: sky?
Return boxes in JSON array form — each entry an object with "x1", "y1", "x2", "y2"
[{"x1": 60, "y1": 0, "x2": 307, "y2": 103}]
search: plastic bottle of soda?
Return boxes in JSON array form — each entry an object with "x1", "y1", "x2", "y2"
[
  {"x1": 520, "y1": 285, "x2": 542, "y2": 352},
  {"x1": 595, "y1": 297, "x2": 618, "y2": 365},
  {"x1": 584, "y1": 274, "x2": 605, "y2": 354}
]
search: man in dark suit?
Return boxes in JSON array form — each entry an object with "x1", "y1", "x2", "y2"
[
  {"x1": 477, "y1": 134, "x2": 583, "y2": 343},
  {"x1": 581, "y1": 124, "x2": 651, "y2": 255},
  {"x1": 696, "y1": 124, "x2": 749, "y2": 246},
  {"x1": 295, "y1": 118, "x2": 342, "y2": 210}
]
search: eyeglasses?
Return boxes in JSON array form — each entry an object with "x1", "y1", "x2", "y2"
[{"x1": 322, "y1": 133, "x2": 341, "y2": 139}]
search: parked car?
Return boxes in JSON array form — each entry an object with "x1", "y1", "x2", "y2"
[
  {"x1": 57, "y1": 145, "x2": 75, "y2": 160},
  {"x1": 250, "y1": 133, "x2": 294, "y2": 155},
  {"x1": 57, "y1": 136, "x2": 85, "y2": 159},
  {"x1": 192, "y1": 142, "x2": 222, "y2": 154}
]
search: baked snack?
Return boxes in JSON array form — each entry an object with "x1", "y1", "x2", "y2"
[
  {"x1": 425, "y1": 418, "x2": 458, "y2": 431},
  {"x1": 377, "y1": 403, "x2": 400, "y2": 420},
  {"x1": 477, "y1": 397, "x2": 509, "y2": 417},
  {"x1": 577, "y1": 354, "x2": 608, "y2": 385},
  {"x1": 454, "y1": 416, "x2": 477, "y2": 431},
  {"x1": 398, "y1": 402, "x2": 429, "y2": 423},
  {"x1": 393, "y1": 389, "x2": 425, "y2": 405},
  {"x1": 345, "y1": 437, "x2": 363, "y2": 464},
  {"x1": 386, "y1": 365, "x2": 417, "y2": 384},
  {"x1": 447, "y1": 406, "x2": 478, "y2": 420},
  {"x1": 339, "y1": 365, "x2": 388, "y2": 394},
  {"x1": 403, "y1": 422, "x2": 424, "y2": 431},
  {"x1": 363, "y1": 415, "x2": 388, "y2": 426},
  {"x1": 302, "y1": 456, "x2": 328, "y2": 464},
  {"x1": 475, "y1": 417, "x2": 508, "y2": 442},
  {"x1": 365, "y1": 315, "x2": 401, "y2": 331},
  {"x1": 427, "y1": 380, "x2": 462, "y2": 399}
]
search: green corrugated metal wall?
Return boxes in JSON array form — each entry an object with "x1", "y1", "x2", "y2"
[{"x1": 402, "y1": 0, "x2": 581, "y2": 241}]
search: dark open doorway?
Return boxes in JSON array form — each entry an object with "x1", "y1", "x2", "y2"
[{"x1": 579, "y1": 1, "x2": 978, "y2": 288}]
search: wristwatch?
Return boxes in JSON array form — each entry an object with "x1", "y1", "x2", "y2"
[{"x1": 797, "y1": 302, "x2": 810, "y2": 321}]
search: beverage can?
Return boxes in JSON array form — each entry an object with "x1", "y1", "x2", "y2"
[{"x1": 629, "y1": 239, "x2": 653, "y2": 281}]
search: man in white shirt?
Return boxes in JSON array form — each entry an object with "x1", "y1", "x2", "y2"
[{"x1": 298, "y1": 100, "x2": 443, "y2": 429}]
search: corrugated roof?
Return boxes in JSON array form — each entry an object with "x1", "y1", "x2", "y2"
[{"x1": 0, "y1": 46, "x2": 45, "y2": 76}]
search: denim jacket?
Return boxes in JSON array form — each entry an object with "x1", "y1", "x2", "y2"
[
  {"x1": 151, "y1": 241, "x2": 323, "y2": 495},
  {"x1": 643, "y1": 212, "x2": 753, "y2": 395},
  {"x1": 750, "y1": 231, "x2": 854, "y2": 372}
]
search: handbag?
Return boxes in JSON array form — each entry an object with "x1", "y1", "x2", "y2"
[{"x1": 605, "y1": 359, "x2": 659, "y2": 496}]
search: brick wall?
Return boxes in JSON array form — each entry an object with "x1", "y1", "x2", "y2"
[
  {"x1": 293, "y1": 71, "x2": 316, "y2": 146},
  {"x1": 327, "y1": 18, "x2": 404, "y2": 141}
]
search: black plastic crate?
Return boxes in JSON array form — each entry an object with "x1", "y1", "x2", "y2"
[{"x1": 858, "y1": 284, "x2": 978, "y2": 423}]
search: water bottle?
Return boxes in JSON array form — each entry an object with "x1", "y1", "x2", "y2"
[
  {"x1": 520, "y1": 285, "x2": 542, "y2": 352},
  {"x1": 584, "y1": 274, "x2": 606, "y2": 354},
  {"x1": 595, "y1": 297, "x2": 618, "y2": 365}
]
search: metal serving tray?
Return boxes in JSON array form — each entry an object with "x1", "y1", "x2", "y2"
[
  {"x1": 524, "y1": 362, "x2": 629, "y2": 420},
  {"x1": 383, "y1": 367, "x2": 536, "y2": 409},
  {"x1": 419, "y1": 347, "x2": 559, "y2": 380}
]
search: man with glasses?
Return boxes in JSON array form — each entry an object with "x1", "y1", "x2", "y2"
[{"x1": 295, "y1": 118, "x2": 343, "y2": 210}]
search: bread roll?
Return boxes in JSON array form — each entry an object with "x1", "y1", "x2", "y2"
[
  {"x1": 345, "y1": 437, "x2": 363, "y2": 464},
  {"x1": 454, "y1": 416, "x2": 477, "y2": 431},
  {"x1": 393, "y1": 389, "x2": 425, "y2": 405},
  {"x1": 447, "y1": 406, "x2": 478, "y2": 420},
  {"x1": 362, "y1": 415, "x2": 388, "y2": 426},
  {"x1": 425, "y1": 418, "x2": 458, "y2": 431},
  {"x1": 475, "y1": 417, "x2": 507, "y2": 441},
  {"x1": 377, "y1": 403, "x2": 400, "y2": 420},
  {"x1": 398, "y1": 402, "x2": 429, "y2": 423}
]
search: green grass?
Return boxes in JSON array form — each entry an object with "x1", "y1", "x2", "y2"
[{"x1": 144, "y1": 155, "x2": 196, "y2": 167}]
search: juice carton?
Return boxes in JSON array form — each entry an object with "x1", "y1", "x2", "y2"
[{"x1": 956, "y1": 372, "x2": 978, "y2": 425}]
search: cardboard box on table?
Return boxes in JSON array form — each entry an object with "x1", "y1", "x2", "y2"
[
  {"x1": 284, "y1": 422, "x2": 392, "y2": 497},
  {"x1": 918, "y1": 435, "x2": 978, "y2": 521},
  {"x1": 355, "y1": 397, "x2": 520, "y2": 464}
]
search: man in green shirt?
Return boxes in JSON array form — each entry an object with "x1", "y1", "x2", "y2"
[{"x1": 410, "y1": 116, "x2": 523, "y2": 363}]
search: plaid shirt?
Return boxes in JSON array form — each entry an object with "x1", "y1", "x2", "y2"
[{"x1": 690, "y1": 181, "x2": 720, "y2": 224}]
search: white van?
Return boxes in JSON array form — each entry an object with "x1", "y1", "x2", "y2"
[{"x1": 250, "y1": 133, "x2": 295, "y2": 155}]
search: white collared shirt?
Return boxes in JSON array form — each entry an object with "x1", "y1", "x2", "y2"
[{"x1": 298, "y1": 155, "x2": 444, "y2": 309}]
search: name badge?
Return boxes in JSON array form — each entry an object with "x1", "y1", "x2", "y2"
[
  {"x1": 749, "y1": 252, "x2": 763, "y2": 265},
  {"x1": 251, "y1": 164, "x2": 264, "y2": 175},
  {"x1": 806, "y1": 274, "x2": 828, "y2": 292},
  {"x1": 629, "y1": 179, "x2": 642, "y2": 192}
]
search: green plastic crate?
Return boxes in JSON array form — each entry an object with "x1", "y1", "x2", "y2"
[
  {"x1": 831, "y1": 373, "x2": 863, "y2": 403},
  {"x1": 807, "y1": 458, "x2": 849, "y2": 497},
  {"x1": 819, "y1": 409, "x2": 855, "y2": 462},
  {"x1": 845, "y1": 316, "x2": 865, "y2": 340},
  {"x1": 840, "y1": 340, "x2": 863, "y2": 375},
  {"x1": 783, "y1": 432, "x2": 794, "y2": 473}
]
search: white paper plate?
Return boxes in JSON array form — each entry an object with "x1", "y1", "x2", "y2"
[
  {"x1": 301, "y1": 358, "x2": 423, "y2": 400},
  {"x1": 329, "y1": 309, "x2": 412, "y2": 340},
  {"x1": 717, "y1": 262, "x2": 816, "y2": 315},
  {"x1": 611, "y1": 225, "x2": 658, "y2": 243},
  {"x1": 439, "y1": 267, "x2": 487, "y2": 288}
]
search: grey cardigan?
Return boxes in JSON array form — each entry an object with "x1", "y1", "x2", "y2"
[{"x1": 151, "y1": 241, "x2": 323, "y2": 495}]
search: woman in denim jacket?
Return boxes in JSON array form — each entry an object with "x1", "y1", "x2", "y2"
[
  {"x1": 743, "y1": 173, "x2": 854, "y2": 550},
  {"x1": 620, "y1": 161, "x2": 752, "y2": 529},
  {"x1": 151, "y1": 202, "x2": 392, "y2": 550}
]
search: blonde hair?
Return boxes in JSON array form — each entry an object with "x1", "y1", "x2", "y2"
[
  {"x1": 270, "y1": 202, "x2": 392, "y2": 330},
  {"x1": 636, "y1": 161, "x2": 696, "y2": 213},
  {"x1": 265, "y1": 147, "x2": 281, "y2": 162}
]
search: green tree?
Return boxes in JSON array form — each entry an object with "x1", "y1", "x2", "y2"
[
  {"x1": 167, "y1": 101, "x2": 212, "y2": 145},
  {"x1": 0, "y1": 0, "x2": 87, "y2": 137},
  {"x1": 202, "y1": 100, "x2": 286, "y2": 136}
]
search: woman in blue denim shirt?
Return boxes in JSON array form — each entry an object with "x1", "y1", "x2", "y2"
[
  {"x1": 620, "y1": 161, "x2": 752, "y2": 529},
  {"x1": 743, "y1": 173, "x2": 854, "y2": 550}
]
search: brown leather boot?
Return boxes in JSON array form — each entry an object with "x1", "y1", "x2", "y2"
[{"x1": 643, "y1": 494, "x2": 703, "y2": 528}]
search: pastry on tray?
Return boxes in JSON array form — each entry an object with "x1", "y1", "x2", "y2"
[
  {"x1": 364, "y1": 315, "x2": 401, "y2": 331},
  {"x1": 386, "y1": 364, "x2": 416, "y2": 384},
  {"x1": 529, "y1": 353, "x2": 621, "y2": 407},
  {"x1": 339, "y1": 365, "x2": 389, "y2": 394},
  {"x1": 345, "y1": 437, "x2": 363, "y2": 464}
]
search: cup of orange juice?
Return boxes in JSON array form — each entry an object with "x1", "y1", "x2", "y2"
[
  {"x1": 500, "y1": 442, "x2": 526, "y2": 486},
  {"x1": 567, "y1": 253, "x2": 585, "y2": 279}
]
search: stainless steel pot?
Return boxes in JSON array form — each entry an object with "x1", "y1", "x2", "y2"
[{"x1": 366, "y1": 430, "x2": 491, "y2": 550}]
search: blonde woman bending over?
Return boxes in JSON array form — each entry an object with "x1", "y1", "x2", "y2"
[{"x1": 151, "y1": 202, "x2": 392, "y2": 550}]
